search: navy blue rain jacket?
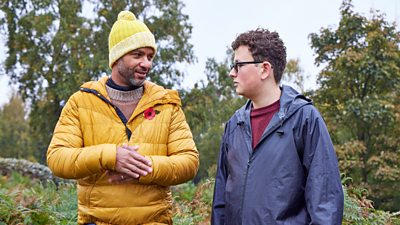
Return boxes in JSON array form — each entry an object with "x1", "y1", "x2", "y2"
[{"x1": 212, "y1": 85, "x2": 344, "y2": 225}]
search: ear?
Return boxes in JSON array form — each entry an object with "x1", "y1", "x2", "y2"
[{"x1": 259, "y1": 62, "x2": 271, "y2": 80}]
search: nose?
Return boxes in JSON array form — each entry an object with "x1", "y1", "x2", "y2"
[
  {"x1": 229, "y1": 68, "x2": 237, "y2": 78},
  {"x1": 139, "y1": 57, "x2": 152, "y2": 69}
]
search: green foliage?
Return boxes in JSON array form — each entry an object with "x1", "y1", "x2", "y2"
[
  {"x1": 309, "y1": 0, "x2": 400, "y2": 211},
  {"x1": 0, "y1": 0, "x2": 195, "y2": 164},
  {"x1": 173, "y1": 181, "x2": 197, "y2": 202},
  {"x1": 0, "y1": 92, "x2": 34, "y2": 160},
  {"x1": 181, "y1": 54, "x2": 246, "y2": 180},
  {"x1": 342, "y1": 176, "x2": 400, "y2": 225},
  {"x1": 0, "y1": 172, "x2": 77, "y2": 225},
  {"x1": 2, "y1": 171, "x2": 399, "y2": 224},
  {"x1": 343, "y1": 186, "x2": 394, "y2": 224},
  {"x1": 172, "y1": 179, "x2": 214, "y2": 224}
]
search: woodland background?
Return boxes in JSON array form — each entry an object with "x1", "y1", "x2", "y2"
[{"x1": 0, "y1": 0, "x2": 399, "y2": 224}]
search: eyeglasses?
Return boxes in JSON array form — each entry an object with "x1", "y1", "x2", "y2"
[{"x1": 230, "y1": 61, "x2": 263, "y2": 73}]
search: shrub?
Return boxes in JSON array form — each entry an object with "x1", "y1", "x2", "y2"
[{"x1": 0, "y1": 172, "x2": 77, "y2": 225}]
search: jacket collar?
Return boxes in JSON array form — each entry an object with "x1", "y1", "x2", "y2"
[
  {"x1": 80, "y1": 76, "x2": 182, "y2": 118},
  {"x1": 235, "y1": 85, "x2": 312, "y2": 125}
]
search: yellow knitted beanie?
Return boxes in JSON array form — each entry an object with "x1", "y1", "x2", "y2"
[{"x1": 108, "y1": 11, "x2": 157, "y2": 68}]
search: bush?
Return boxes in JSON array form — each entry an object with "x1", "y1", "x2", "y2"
[
  {"x1": 172, "y1": 179, "x2": 214, "y2": 224},
  {"x1": 2, "y1": 170, "x2": 399, "y2": 224},
  {"x1": 342, "y1": 176, "x2": 400, "y2": 225},
  {"x1": 0, "y1": 172, "x2": 77, "y2": 225}
]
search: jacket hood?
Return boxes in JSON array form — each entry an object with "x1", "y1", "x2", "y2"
[
  {"x1": 235, "y1": 85, "x2": 312, "y2": 126},
  {"x1": 80, "y1": 76, "x2": 181, "y2": 119}
]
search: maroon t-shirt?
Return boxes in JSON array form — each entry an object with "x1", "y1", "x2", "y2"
[{"x1": 251, "y1": 100, "x2": 280, "y2": 149}]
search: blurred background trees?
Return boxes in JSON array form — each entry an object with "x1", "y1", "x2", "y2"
[
  {"x1": 181, "y1": 53, "x2": 246, "y2": 181},
  {"x1": 310, "y1": 0, "x2": 400, "y2": 211},
  {"x1": 0, "y1": 91, "x2": 34, "y2": 159}
]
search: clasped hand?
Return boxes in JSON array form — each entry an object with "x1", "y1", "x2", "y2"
[{"x1": 107, "y1": 145, "x2": 152, "y2": 183}]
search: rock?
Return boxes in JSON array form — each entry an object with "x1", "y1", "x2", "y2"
[{"x1": 0, "y1": 157, "x2": 73, "y2": 185}]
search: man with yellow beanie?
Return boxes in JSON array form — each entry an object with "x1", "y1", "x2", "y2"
[{"x1": 47, "y1": 10, "x2": 199, "y2": 225}]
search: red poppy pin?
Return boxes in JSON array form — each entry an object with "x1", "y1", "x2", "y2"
[{"x1": 143, "y1": 107, "x2": 160, "y2": 120}]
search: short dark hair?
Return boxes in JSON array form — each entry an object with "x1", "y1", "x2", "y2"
[{"x1": 231, "y1": 28, "x2": 287, "y2": 83}]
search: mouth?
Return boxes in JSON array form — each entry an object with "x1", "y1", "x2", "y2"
[{"x1": 135, "y1": 71, "x2": 148, "y2": 79}]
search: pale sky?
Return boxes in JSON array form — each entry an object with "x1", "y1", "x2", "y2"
[{"x1": 0, "y1": 0, "x2": 399, "y2": 106}]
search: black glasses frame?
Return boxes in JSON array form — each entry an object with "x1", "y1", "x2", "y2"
[{"x1": 230, "y1": 61, "x2": 264, "y2": 73}]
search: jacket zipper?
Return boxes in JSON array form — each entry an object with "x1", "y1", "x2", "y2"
[
  {"x1": 238, "y1": 126, "x2": 279, "y2": 218},
  {"x1": 80, "y1": 87, "x2": 132, "y2": 140},
  {"x1": 79, "y1": 87, "x2": 133, "y2": 208},
  {"x1": 238, "y1": 112, "x2": 283, "y2": 222}
]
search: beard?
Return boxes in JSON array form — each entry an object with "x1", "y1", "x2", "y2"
[{"x1": 117, "y1": 59, "x2": 149, "y2": 87}]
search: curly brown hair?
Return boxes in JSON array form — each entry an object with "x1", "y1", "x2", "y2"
[{"x1": 231, "y1": 28, "x2": 287, "y2": 83}]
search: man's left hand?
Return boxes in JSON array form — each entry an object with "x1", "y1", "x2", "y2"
[{"x1": 106, "y1": 170, "x2": 138, "y2": 183}]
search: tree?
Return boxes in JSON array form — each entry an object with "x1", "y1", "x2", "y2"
[
  {"x1": 181, "y1": 51, "x2": 246, "y2": 181},
  {"x1": 0, "y1": 0, "x2": 195, "y2": 163},
  {"x1": 309, "y1": 0, "x2": 400, "y2": 211},
  {"x1": 281, "y1": 58, "x2": 309, "y2": 93},
  {"x1": 0, "y1": 91, "x2": 34, "y2": 160}
]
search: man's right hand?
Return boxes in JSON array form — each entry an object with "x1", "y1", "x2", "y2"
[{"x1": 114, "y1": 145, "x2": 153, "y2": 179}]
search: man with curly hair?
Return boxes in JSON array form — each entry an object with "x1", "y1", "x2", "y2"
[{"x1": 211, "y1": 28, "x2": 344, "y2": 224}]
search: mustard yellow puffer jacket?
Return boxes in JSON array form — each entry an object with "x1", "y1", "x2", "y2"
[{"x1": 47, "y1": 77, "x2": 199, "y2": 225}]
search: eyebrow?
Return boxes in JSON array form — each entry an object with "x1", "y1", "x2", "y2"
[
  {"x1": 131, "y1": 49, "x2": 154, "y2": 56},
  {"x1": 132, "y1": 49, "x2": 144, "y2": 54}
]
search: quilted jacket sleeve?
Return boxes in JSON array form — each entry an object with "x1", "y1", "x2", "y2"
[
  {"x1": 47, "y1": 94, "x2": 117, "y2": 179},
  {"x1": 139, "y1": 106, "x2": 199, "y2": 186}
]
